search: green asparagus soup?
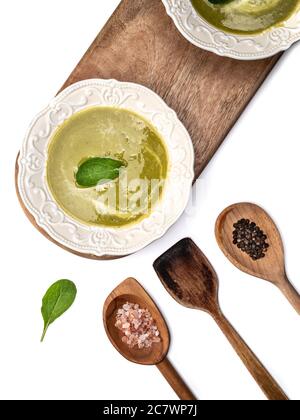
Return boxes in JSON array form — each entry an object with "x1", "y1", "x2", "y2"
[
  {"x1": 191, "y1": 0, "x2": 300, "y2": 35},
  {"x1": 47, "y1": 107, "x2": 168, "y2": 228}
]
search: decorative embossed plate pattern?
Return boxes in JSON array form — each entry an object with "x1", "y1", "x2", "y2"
[
  {"x1": 18, "y1": 79, "x2": 194, "y2": 257},
  {"x1": 162, "y1": 0, "x2": 300, "y2": 59}
]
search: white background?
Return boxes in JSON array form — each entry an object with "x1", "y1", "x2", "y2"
[{"x1": 1, "y1": 0, "x2": 300, "y2": 401}]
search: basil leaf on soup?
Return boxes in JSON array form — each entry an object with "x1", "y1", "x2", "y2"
[
  {"x1": 75, "y1": 157, "x2": 124, "y2": 188},
  {"x1": 41, "y1": 279, "x2": 77, "y2": 342}
]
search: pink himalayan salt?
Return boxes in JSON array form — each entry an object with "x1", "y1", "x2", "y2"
[{"x1": 115, "y1": 302, "x2": 161, "y2": 349}]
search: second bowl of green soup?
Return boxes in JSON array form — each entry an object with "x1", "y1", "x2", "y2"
[
  {"x1": 18, "y1": 79, "x2": 194, "y2": 258},
  {"x1": 191, "y1": 0, "x2": 300, "y2": 35},
  {"x1": 162, "y1": 0, "x2": 300, "y2": 59}
]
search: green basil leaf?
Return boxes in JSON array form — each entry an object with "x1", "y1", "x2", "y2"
[
  {"x1": 41, "y1": 280, "x2": 77, "y2": 342},
  {"x1": 75, "y1": 157, "x2": 124, "y2": 188}
]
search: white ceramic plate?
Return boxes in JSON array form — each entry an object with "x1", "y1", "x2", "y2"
[
  {"x1": 18, "y1": 79, "x2": 195, "y2": 257},
  {"x1": 162, "y1": 0, "x2": 300, "y2": 60}
]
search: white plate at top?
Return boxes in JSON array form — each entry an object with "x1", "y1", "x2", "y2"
[
  {"x1": 18, "y1": 79, "x2": 194, "y2": 258},
  {"x1": 162, "y1": 0, "x2": 300, "y2": 60}
]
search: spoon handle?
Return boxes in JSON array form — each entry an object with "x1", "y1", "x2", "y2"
[
  {"x1": 156, "y1": 358, "x2": 197, "y2": 400},
  {"x1": 213, "y1": 311, "x2": 288, "y2": 401},
  {"x1": 278, "y1": 275, "x2": 300, "y2": 315}
]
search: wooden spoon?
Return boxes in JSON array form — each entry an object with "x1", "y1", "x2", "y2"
[
  {"x1": 154, "y1": 238, "x2": 288, "y2": 400},
  {"x1": 103, "y1": 277, "x2": 196, "y2": 400},
  {"x1": 216, "y1": 202, "x2": 300, "y2": 315}
]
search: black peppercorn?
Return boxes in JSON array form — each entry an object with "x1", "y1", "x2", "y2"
[{"x1": 232, "y1": 219, "x2": 269, "y2": 261}]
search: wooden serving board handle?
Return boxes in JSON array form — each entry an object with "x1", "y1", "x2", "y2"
[
  {"x1": 213, "y1": 311, "x2": 288, "y2": 400},
  {"x1": 157, "y1": 357, "x2": 197, "y2": 400}
]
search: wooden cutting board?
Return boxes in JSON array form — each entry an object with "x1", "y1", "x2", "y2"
[{"x1": 16, "y1": 0, "x2": 282, "y2": 259}]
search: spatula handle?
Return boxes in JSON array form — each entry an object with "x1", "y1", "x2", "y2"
[
  {"x1": 157, "y1": 358, "x2": 197, "y2": 400},
  {"x1": 213, "y1": 312, "x2": 288, "y2": 401},
  {"x1": 278, "y1": 275, "x2": 300, "y2": 315}
]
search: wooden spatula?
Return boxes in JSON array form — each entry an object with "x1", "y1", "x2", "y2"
[
  {"x1": 154, "y1": 238, "x2": 288, "y2": 400},
  {"x1": 103, "y1": 277, "x2": 196, "y2": 400},
  {"x1": 215, "y1": 202, "x2": 300, "y2": 314}
]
